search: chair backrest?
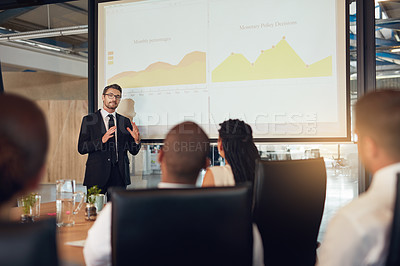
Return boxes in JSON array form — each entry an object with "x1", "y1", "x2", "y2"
[
  {"x1": 112, "y1": 185, "x2": 253, "y2": 266},
  {"x1": 0, "y1": 218, "x2": 59, "y2": 266},
  {"x1": 253, "y1": 158, "x2": 327, "y2": 266},
  {"x1": 385, "y1": 173, "x2": 400, "y2": 266}
]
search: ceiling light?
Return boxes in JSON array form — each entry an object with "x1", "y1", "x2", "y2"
[{"x1": 0, "y1": 25, "x2": 88, "y2": 42}]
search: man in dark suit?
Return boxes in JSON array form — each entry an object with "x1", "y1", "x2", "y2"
[{"x1": 78, "y1": 84, "x2": 141, "y2": 198}]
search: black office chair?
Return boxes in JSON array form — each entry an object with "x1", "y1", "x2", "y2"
[
  {"x1": 112, "y1": 186, "x2": 253, "y2": 266},
  {"x1": 253, "y1": 158, "x2": 327, "y2": 266},
  {"x1": 0, "y1": 218, "x2": 59, "y2": 266},
  {"x1": 385, "y1": 173, "x2": 400, "y2": 266}
]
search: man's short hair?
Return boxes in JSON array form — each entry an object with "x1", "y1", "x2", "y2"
[
  {"x1": 162, "y1": 122, "x2": 210, "y2": 183},
  {"x1": 103, "y1": 84, "x2": 122, "y2": 95},
  {"x1": 0, "y1": 94, "x2": 49, "y2": 204},
  {"x1": 355, "y1": 89, "x2": 400, "y2": 160}
]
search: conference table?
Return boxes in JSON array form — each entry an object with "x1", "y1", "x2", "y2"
[{"x1": 11, "y1": 202, "x2": 93, "y2": 266}]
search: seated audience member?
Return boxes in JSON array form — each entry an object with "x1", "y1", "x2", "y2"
[
  {"x1": 84, "y1": 121, "x2": 264, "y2": 266},
  {"x1": 84, "y1": 122, "x2": 209, "y2": 266},
  {"x1": 202, "y1": 119, "x2": 260, "y2": 187},
  {"x1": 317, "y1": 90, "x2": 400, "y2": 266},
  {"x1": 0, "y1": 94, "x2": 48, "y2": 218}
]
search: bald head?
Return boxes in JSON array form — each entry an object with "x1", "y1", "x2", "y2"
[
  {"x1": 0, "y1": 94, "x2": 48, "y2": 204},
  {"x1": 355, "y1": 90, "x2": 400, "y2": 162},
  {"x1": 161, "y1": 122, "x2": 210, "y2": 184}
]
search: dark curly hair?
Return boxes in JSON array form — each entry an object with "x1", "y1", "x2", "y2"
[{"x1": 218, "y1": 119, "x2": 260, "y2": 184}]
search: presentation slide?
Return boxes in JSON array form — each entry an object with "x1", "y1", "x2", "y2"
[{"x1": 98, "y1": 0, "x2": 347, "y2": 140}]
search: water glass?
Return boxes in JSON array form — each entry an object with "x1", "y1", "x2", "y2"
[
  {"x1": 31, "y1": 194, "x2": 41, "y2": 220},
  {"x1": 17, "y1": 194, "x2": 41, "y2": 221},
  {"x1": 56, "y1": 179, "x2": 84, "y2": 227}
]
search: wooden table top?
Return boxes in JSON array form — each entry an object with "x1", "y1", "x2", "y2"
[{"x1": 11, "y1": 202, "x2": 94, "y2": 266}]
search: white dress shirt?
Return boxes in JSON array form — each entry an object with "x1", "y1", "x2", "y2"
[
  {"x1": 157, "y1": 182, "x2": 196, "y2": 188},
  {"x1": 84, "y1": 203, "x2": 113, "y2": 266},
  {"x1": 317, "y1": 163, "x2": 400, "y2": 266},
  {"x1": 100, "y1": 109, "x2": 117, "y2": 132},
  {"x1": 100, "y1": 109, "x2": 118, "y2": 160},
  {"x1": 84, "y1": 182, "x2": 264, "y2": 266}
]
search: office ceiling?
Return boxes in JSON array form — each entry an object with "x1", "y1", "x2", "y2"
[
  {"x1": 360, "y1": 1, "x2": 400, "y2": 74},
  {"x1": 380, "y1": 0, "x2": 400, "y2": 18},
  {"x1": 1, "y1": 0, "x2": 400, "y2": 74},
  {"x1": 0, "y1": 0, "x2": 87, "y2": 72}
]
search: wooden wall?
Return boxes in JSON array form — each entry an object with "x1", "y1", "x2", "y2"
[
  {"x1": 3, "y1": 72, "x2": 88, "y2": 184},
  {"x1": 36, "y1": 100, "x2": 88, "y2": 183}
]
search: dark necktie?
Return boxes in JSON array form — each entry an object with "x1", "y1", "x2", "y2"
[{"x1": 108, "y1": 114, "x2": 117, "y2": 164}]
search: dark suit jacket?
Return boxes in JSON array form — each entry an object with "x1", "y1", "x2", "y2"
[{"x1": 78, "y1": 110, "x2": 141, "y2": 187}]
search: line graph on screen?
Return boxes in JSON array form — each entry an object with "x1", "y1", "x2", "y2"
[
  {"x1": 108, "y1": 51, "x2": 206, "y2": 88},
  {"x1": 212, "y1": 37, "x2": 332, "y2": 82}
]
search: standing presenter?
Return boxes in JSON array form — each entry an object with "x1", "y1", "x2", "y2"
[{"x1": 78, "y1": 84, "x2": 141, "y2": 199}]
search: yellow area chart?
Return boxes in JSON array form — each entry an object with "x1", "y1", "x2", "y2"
[
  {"x1": 108, "y1": 51, "x2": 206, "y2": 88},
  {"x1": 212, "y1": 38, "x2": 332, "y2": 82}
]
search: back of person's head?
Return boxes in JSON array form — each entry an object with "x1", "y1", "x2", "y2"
[
  {"x1": 161, "y1": 122, "x2": 210, "y2": 184},
  {"x1": 0, "y1": 94, "x2": 49, "y2": 205},
  {"x1": 218, "y1": 119, "x2": 260, "y2": 183},
  {"x1": 355, "y1": 89, "x2": 400, "y2": 161}
]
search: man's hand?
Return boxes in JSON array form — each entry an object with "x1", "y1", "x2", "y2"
[
  {"x1": 102, "y1": 126, "x2": 116, "y2": 143},
  {"x1": 127, "y1": 122, "x2": 141, "y2": 144}
]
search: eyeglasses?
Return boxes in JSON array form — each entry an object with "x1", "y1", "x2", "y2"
[{"x1": 104, "y1": 93, "x2": 121, "y2": 100}]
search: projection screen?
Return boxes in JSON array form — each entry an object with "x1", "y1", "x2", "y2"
[{"x1": 97, "y1": 0, "x2": 348, "y2": 141}]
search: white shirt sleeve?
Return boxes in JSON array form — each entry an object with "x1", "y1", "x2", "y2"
[
  {"x1": 317, "y1": 212, "x2": 365, "y2": 266},
  {"x1": 83, "y1": 204, "x2": 265, "y2": 266},
  {"x1": 84, "y1": 203, "x2": 113, "y2": 266},
  {"x1": 253, "y1": 223, "x2": 264, "y2": 266}
]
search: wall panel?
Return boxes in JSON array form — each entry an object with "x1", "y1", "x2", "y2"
[
  {"x1": 3, "y1": 71, "x2": 88, "y2": 184},
  {"x1": 36, "y1": 99, "x2": 88, "y2": 183}
]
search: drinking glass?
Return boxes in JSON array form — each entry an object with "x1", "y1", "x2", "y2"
[
  {"x1": 31, "y1": 194, "x2": 41, "y2": 220},
  {"x1": 56, "y1": 180, "x2": 84, "y2": 227}
]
